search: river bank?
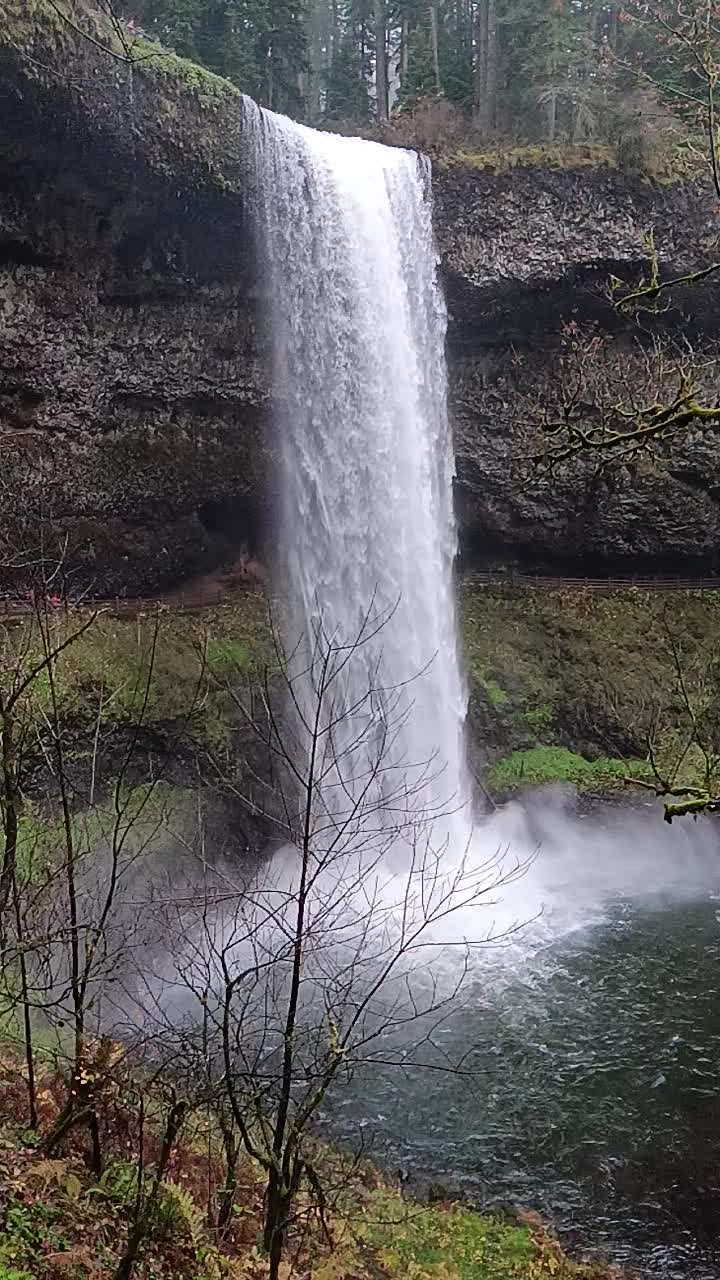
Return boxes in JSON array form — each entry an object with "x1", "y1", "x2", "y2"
[{"x1": 0, "y1": 1047, "x2": 629, "y2": 1280}]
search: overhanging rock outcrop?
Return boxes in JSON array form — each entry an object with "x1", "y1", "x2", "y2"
[{"x1": 2, "y1": 1, "x2": 720, "y2": 591}]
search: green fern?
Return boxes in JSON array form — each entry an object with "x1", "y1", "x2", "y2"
[
  {"x1": 99, "y1": 1161, "x2": 203, "y2": 1243},
  {"x1": 99, "y1": 1159, "x2": 140, "y2": 1207},
  {"x1": 155, "y1": 1180, "x2": 205, "y2": 1244}
]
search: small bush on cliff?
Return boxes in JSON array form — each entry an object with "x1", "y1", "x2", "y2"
[
  {"x1": 384, "y1": 96, "x2": 473, "y2": 155},
  {"x1": 612, "y1": 89, "x2": 684, "y2": 181}
]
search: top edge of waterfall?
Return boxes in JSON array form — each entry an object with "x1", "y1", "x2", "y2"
[
  {"x1": 241, "y1": 95, "x2": 430, "y2": 166},
  {"x1": 247, "y1": 75, "x2": 469, "y2": 840}
]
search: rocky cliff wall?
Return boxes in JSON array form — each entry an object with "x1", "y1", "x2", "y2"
[
  {"x1": 435, "y1": 163, "x2": 720, "y2": 572},
  {"x1": 2, "y1": 0, "x2": 719, "y2": 592}
]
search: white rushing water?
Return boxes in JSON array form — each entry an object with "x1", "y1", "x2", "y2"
[{"x1": 246, "y1": 102, "x2": 472, "y2": 853}]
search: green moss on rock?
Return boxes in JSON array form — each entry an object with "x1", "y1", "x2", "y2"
[
  {"x1": 460, "y1": 583, "x2": 720, "y2": 796},
  {"x1": 442, "y1": 143, "x2": 617, "y2": 174},
  {"x1": 1, "y1": 0, "x2": 247, "y2": 195},
  {"x1": 488, "y1": 746, "x2": 651, "y2": 794},
  {"x1": 133, "y1": 38, "x2": 241, "y2": 105}
]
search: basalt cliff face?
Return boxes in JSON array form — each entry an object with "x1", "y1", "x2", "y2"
[
  {"x1": 1, "y1": 1, "x2": 267, "y2": 595},
  {"x1": 437, "y1": 164, "x2": 720, "y2": 574},
  {"x1": 2, "y1": 1, "x2": 719, "y2": 593}
]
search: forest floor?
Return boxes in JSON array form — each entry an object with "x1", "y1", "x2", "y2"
[{"x1": 0, "y1": 1050, "x2": 628, "y2": 1280}]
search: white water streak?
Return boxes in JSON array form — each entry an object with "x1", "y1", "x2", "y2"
[{"x1": 247, "y1": 103, "x2": 472, "y2": 849}]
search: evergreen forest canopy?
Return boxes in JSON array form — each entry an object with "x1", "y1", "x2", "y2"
[{"x1": 129, "y1": 0, "x2": 712, "y2": 149}]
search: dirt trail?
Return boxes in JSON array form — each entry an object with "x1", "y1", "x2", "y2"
[{"x1": 2, "y1": 566, "x2": 717, "y2": 619}]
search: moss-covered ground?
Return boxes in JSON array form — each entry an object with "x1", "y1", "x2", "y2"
[
  {"x1": 461, "y1": 582, "x2": 720, "y2": 797},
  {"x1": 438, "y1": 143, "x2": 617, "y2": 173},
  {"x1": 436, "y1": 138, "x2": 704, "y2": 181}
]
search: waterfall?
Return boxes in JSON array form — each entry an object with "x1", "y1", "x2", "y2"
[{"x1": 247, "y1": 103, "x2": 472, "y2": 852}]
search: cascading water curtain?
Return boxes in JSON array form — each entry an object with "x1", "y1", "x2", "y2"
[{"x1": 246, "y1": 100, "x2": 472, "y2": 856}]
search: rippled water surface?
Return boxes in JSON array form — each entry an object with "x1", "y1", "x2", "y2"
[{"x1": 322, "y1": 802, "x2": 720, "y2": 1278}]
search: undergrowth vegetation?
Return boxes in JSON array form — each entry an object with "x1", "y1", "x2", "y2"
[
  {"x1": 488, "y1": 746, "x2": 652, "y2": 793},
  {"x1": 0, "y1": 1057, "x2": 624, "y2": 1280},
  {"x1": 0, "y1": 581, "x2": 714, "y2": 1278},
  {"x1": 5, "y1": 592, "x2": 271, "y2": 752},
  {"x1": 461, "y1": 584, "x2": 720, "y2": 798},
  {"x1": 0, "y1": 580, "x2": 645, "y2": 1280}
]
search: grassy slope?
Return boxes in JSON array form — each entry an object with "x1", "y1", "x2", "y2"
[
  {"x1": 6, "y1": 592, "x2": 271, "y2": 744},
  {"x1": 10, "y1": 582, "x2": 719, "y2": 802},
  {"x1": 461, "y1": 582, "x2": 720, "y2": 795},
  {"x1": 1, "y1": 594, "x2": 275, "y2": 862}
]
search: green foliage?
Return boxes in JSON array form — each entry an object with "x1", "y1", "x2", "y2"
[
  {"x1": 478, "y1": 675, "x2": 510, "y2": 709},
  {"x1": 359, "y1": 1188, "x2": 602, "y2": 1279},
  {"x1": 445, "y1": 144, "x2": 616, "y2": 173},
  {"x1": 461, "y1": 584, "x2": 720, "y2": 798},
  {"x1": 135, "y1": 39, "x2": 241, "y2": 102},
  {"x1": 99, "y1": 1157, "x2": 140, "y2": 1206},
  {"x1": 14, "y1": 807, "x2": 63, "y2": 882},
  {"x1": 0, "y1": 1198, "x2": 68, "y2": 1272},
  {"x1": 206, "y1": 636, "x2": 252, "y2": 674},
  {"x1": 100, "y1": 1160, "x2": 204, "y2": 1244},
  {"x1": 488, "y1": 746, "x2": 651, "y2": 793},
  {"x1": 0, "y1": 1100, "x2": 618, "y2": 1280},
  {"x1": 362, "y1": 1195, "x2": 533, "y2": 1278},
  {"x1": 523, "y1": 704, "x2": 553, "y2": 733},
  {"x1": 155, "y1": 1179, "x2": 205, "y2": 1243},
  {"x1": 2, "y1": 595, "x2": 270, "y2": 747}
]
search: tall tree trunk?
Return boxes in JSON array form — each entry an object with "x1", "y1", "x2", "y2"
[
  {"x1": 267, "y1": 44, "x2": 274, "y2": 111},
  {"x1": 607, "y1": 4, "x2": 618, "y2": 53},
  {"x1": 400, "y1": 14, "x2": 409, "y2": 90},
  {"x1": 305, "y1": 0, "x2": 330, "y2": 121},
  {"x1": 486, "y1": 0, "x2": 497, "y2": 128},
  {"x1": 545, "y1": 23, "x2": 559, "y2": 142},
  {"x1": 547, "y1": 87, "x2": 557, "y2": 142},
  {"x1": 375, "y1": 0, "x2": 388, "y2": 122},
  {"x1": 473, "y1": 0, "x2": 497, "y2": 131},
  {"x1": 429, "y1": 1, "x2": 442, "y2": 94},
  {"x1": 573, "y1": 0, "x2": 598, "y2": 141},
  {"x1": 0, "y1": 698, "x2": 18, "y2": 917},
  {"x1": 331, "y1": 0, "x2": 339, "y2": 67}
]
